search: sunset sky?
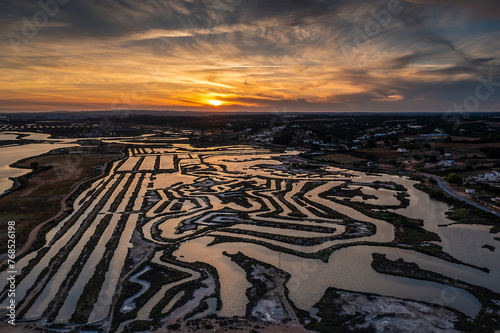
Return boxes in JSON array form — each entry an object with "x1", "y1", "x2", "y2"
[{"x1": 1, "y1": 0, "x2": 500, "y2": 113}]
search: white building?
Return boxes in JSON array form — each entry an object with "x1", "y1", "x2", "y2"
[
  {"x1": 484, "y1": 172, "x2": 500, "y2": 181},
  {"x1": 438, "y1": 160, "x2": 454, "y2": 167}
]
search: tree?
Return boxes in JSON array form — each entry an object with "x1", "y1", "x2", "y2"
[
  {"x1": 365, "y1": 139, "x2": 377, "y2": 148},
  {"x1": 444, "y1": 173, "x2": 463, "y2": 185},
  {"x1": 30, "y1": 161, "x2": 39, "y2": 171},
  {"x1": 486, "y1": 149, "x2": 500, "y2": 159}
]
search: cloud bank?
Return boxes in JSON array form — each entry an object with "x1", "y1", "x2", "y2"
[{"x1": 1, "y1": 0, "x2": 500, "y2": 112}]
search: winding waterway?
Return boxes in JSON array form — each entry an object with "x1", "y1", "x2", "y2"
[{"x1": 2, "y1": 143, "x2": 499, "y2": 330}]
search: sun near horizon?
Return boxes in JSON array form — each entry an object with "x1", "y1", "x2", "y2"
[
  {"x1": 1, "y1": 1, "x2": 499, "y2": 113},
  {"x1": 208, "y1": 100, "x2": 224, "y2": 107}
]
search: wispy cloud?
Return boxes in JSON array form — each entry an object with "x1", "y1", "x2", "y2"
[{"x1": 1, "y1": 0, "x2": 499, "y2": 112}]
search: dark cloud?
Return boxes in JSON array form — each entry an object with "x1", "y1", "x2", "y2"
[
  {"x1": 238, "y1": 0, "x2": 344, "y2": 24},
  {"x1": 407, "y1": 0, "x2": 500, "y2": 19},
  {"x1": 0, "y1": 0, "x2": 346, "y2": 38},
  {"x1": 420, "y1": 57, "x2": 498, "y2": 76},
  {"x1": 396, "y1": 1, "x2": 463, "y2": 57},
  {"x1": 383, "y1": 51, "x2": 436, "y2": 69}
]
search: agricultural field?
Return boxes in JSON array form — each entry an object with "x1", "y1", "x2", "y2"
[
  {"x1": 0, "y1": 142, "x2": 499, "y2": 332},
  {"x1": 313, "y1": 153, "x2": 367, "y2": 164}
]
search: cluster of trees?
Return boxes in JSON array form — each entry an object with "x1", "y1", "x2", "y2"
[{"x1": 444, "y1": 173, "x2": 463, "y2": 185}]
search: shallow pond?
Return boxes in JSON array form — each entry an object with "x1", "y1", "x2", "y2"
[{"x1": 175, "y1": 237, "x2": 481, "y2": 318}]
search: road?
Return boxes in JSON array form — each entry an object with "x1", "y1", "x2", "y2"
[{"x1": 420, "y1": 173, "x2": 498, "y2": 216}]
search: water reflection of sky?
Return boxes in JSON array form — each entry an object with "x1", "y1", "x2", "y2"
[
  {"x1": 0, "y1": 132, "x2": 78, "y2": 194},
  {"x1": 2, "y1": 142, "x2": 499, "y2": 326}
]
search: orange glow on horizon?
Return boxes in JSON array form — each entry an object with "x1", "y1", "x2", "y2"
[{"x1": 208, "y1": 99, "x2": 224, "y2": 106}]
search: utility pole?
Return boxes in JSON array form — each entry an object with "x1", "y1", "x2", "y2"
[{"x1": 278, "y1": 251, "x2": 281, "y2": 271}]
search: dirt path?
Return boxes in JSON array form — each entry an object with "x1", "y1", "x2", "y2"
[{"x1": 275, "y1": 275, "x2": 309, "y2": 333}]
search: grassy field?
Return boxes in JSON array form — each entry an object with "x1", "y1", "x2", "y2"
[
  {"x1": 0, "y1": 146, "x2": 123, "y2": 255},
  {"x1": 314, "y1": 153, "x2": 367, "y2": 164},
  {"x1": 365, "y1": 150, "x2": 401, "y2": 160},
  {"x1": 434, "y1": 141, "x2": 500, "y2": 156}
]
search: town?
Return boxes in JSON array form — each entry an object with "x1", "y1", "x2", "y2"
[{"x1": 2, "y1": 112, "x2": 500, "y2": 214}]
